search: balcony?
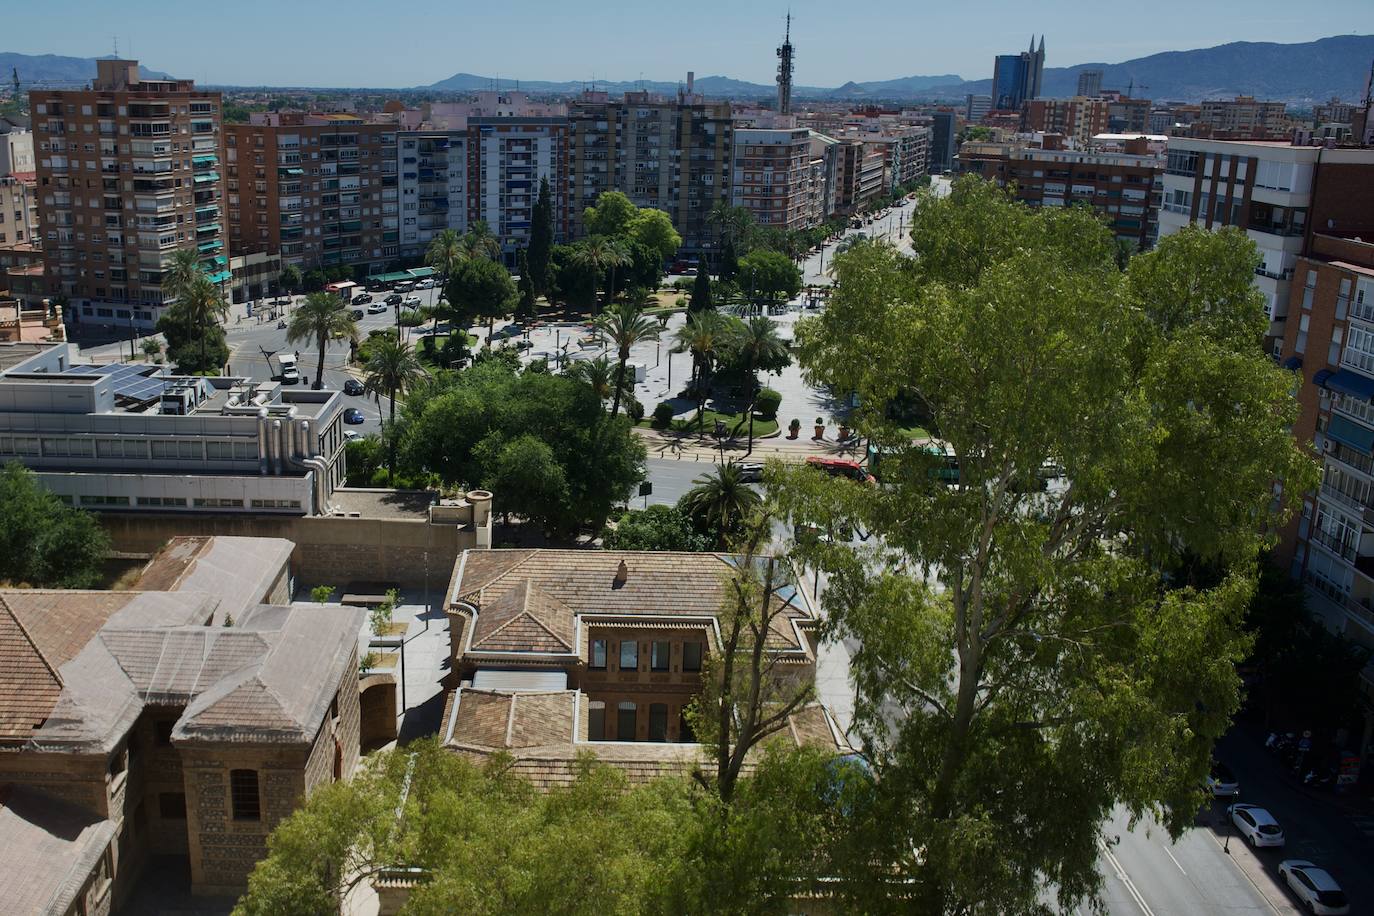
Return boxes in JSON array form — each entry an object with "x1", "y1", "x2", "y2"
[{"x1": 197, "y1": 239, "x2": 223, "y2": 253}]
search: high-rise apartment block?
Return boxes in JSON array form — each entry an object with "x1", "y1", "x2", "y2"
[
  {"x1": 467, "y1": 117, "x2": 570, "y2": 260},
  {"x1": 929, "y1": 110, "x2": 958, "y2": 173},
  {"x1": 1025, "y1": 97, "x2": 1110, "y2": 145},
  {"x1": 991, "y1": 36, "x2": 1046, "y2": 110},
  {"x1": 226, "y1": 114, "x2": 399, "y2": 275},
  {"x1": 30, "y1": 60, "x2": 228, "y2": 330},
  {"x1": 965, "y1": 94, "x2": 991, "y2": 123},
  {"x1": 834, "y1": 138, "x2": 887, "y2": 214},
  {"x1": 1076, "y1": 69, "x2": 1104, "y2": 98},
  {"x1": 398, "y1": 131, "x2": 470, "y2": 259},
  {"x1": 732, "y1": 127, "x2": 813, "y2": 228},
  {"x1": 1195, "y1": 96, "x2": 1289, "y2": 138}
]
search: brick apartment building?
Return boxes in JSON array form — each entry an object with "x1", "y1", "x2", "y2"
[
  {"x1": 1025, "y1": 97, "x2": 1110, "y2": 146},
  {"x1": 225, "y1": 114, "x2": 399, "y2": 276},
  {"x1": 29, "y1": 60, "x2": 228, "y2": 331},
  {"x1": 834, "y1": 138, "x2": 887, "y2": 214},
  {"x1": 0, "y1": 536, "x2": 366, "y2": 911},
  {"x1": 732, "y1": 126, "x2": 813, "y2": 229},
  {"x1": 440, "y1": 549, "x2": 845, "y2": 787},
  {"x1": 1194, "y1": 96, "x2": 1289, "y2": 138}
]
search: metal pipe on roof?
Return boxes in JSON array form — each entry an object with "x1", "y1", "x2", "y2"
[
  {"x1": 256, "y1": 407, "x2": 270, "y2": 475},
  {"x1": 270, "y1": 419, "x2": 283, "y2": 475}
]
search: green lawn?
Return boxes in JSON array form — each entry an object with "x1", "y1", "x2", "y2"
[
  {"x1": 415, "y1": 332, "x2": 477, "y2": 370},
  {"x1": 640, "y1": 407, "x2": 779, "y2": 439}
]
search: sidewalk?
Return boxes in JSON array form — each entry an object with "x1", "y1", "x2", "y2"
[{"x1": 632, "y1": 425, "x2": 869, "y2": 463}]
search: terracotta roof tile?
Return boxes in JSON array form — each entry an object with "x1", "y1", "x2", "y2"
[
  {"x1": 470, "y1": 580, "x2": 575, "y2": 653},
  {"x1": 0, "y1": 597, "x2": 63, "y2": 739},
  {"x1": 1, "y1": 591, "x2": 139, "y2": 669}
]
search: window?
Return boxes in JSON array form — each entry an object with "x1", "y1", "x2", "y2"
[
  {"x1": 159, "y1": 792, "x2": 186, "y2": 819},
  {"x1": 682, "y1": 642, "x2": 703, "y2": 672},
  {"x1": 679, "y1": 709, "x2": 696, "y2": 743},
  {"x1": 588, "y1": 700, "x2": 606, "y2": 739},
  {"x1": 230, "y1": 769, "x2": 261, "y2": 821},
  {"x1": 618, "y1": 640, "x2": 638, "y2": 672},
  {"x1": 648, "y1": 703, "x2": 668, "y2": 741},
  {"x1": 589, "y1": 639, "x2": 607, "y2": 669},
  {"x1": 651, "y1": 641, "x2": 671, "y2": 672},
  {"x1": 616, "y1": 701, "x2": 637, "y2": 741}
]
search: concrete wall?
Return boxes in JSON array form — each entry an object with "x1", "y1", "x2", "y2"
[
  {"x1": 359, "y1": 675, "x2": 398, "y2": 750},
  {"x1": 99, "y1": 511, "x2": 482, "y2": 589}
]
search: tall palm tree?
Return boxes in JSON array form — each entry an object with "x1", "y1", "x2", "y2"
[
  {"x1": 594, "y1": 301, "x2": 661, "y2": 418},
  {"x1": 673, "y1": 310, "x2": 728, "y2": 430},
  {"x1": 730, "y1": 315, "x2": 788, "y2": 455},
  {"x1": 463, "y1": 220, "x2": 502, "y2": 260},
  {"x1": 167, "y1": 270, "x2": 229, "y2": 373},
  {"x1": 571, "y1": 237, "x2": 632, "y2": 307},
  {"x1": 162, "y1": 248, "x2": 205, "y2": 302},
  {"x1": 426, "y1": 228, "x2": 467, "y2": 304},
  {"x1": 361, "y1": 337, "x2": 426, "y2": 483},
  {"x1": 679, "y1": 462, "x2": 762, "y2": 548},
  {"x1": 566, "y1": 355, "x2": 630, "y2": 405},
  {"x1": 286, "y1": 292, "x2": 360, "y2": 390}
]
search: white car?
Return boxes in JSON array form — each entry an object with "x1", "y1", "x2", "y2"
[
  {"x1": 403, "y1": 295, "x2": 422, "y2": 307},
  {"x1": 1206, "y1": 761, "x2": 1240, "y2": 797},
  {"x1": 343, "y1": 430, "x2": 362, "y2": 442},
  {"x1": 366, "y1": 302, "x2": 388, "y2": 314},
  {"x1": 414, "y1": 278, "x2": 435, "y2": 289},
  {"x1": 1228, "y1": 803, "x2": 1285, "y2": 848},
  {"x1": 1278, "y1": 861, "x2": 1350, "y2": 914}
]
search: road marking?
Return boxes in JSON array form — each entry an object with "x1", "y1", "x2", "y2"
[
  {"x1": 1098, "y1": 839, "x2": 1156, "y2": 916},
  {"x1": 1161, "y1": 845, "x2": 1187, "y2": 876}
]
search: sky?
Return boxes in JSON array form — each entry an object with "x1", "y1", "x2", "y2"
[{"x1": 6, "y1": 0, "x2": 1372, "y2": 88}]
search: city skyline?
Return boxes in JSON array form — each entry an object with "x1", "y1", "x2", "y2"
[{"x1": 4, "y1": 0, "x2": 1372, "y2": 89}]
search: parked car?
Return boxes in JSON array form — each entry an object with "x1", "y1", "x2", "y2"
[
  {"x1": 353, "y1": 293, "x2": 374, "y2": 305},
  {"x1": 343, "y1": 378, "x2": 364, "y2": 396},
  {"x1": 734, "y1": 461, "x2": 764, "y2": 483},
  {"x1": 513, "y1": 339, "x2": 533, "y2": 350},
  {"x1": 414, "y1": 278, "x2": 435, "y2": 289},
  {"x1": 403, "y1": 295, "x2": 422, "y2": 307},
  {"x1": 367, "y1": 302, "x2": 388, "y2": 314},
  {"x1": 384, "y1": 293, "x2": 403, "y2": 305},
  {"x1": 1228, "y1": 804, "x2": 1285, "y2": 848},
  {"x1": 1277, "y1": 861, "x2": 1350, "y2": 914},
  {"x1": 805, "y1": 456, "x2": 876, "y2": 485},
  {"x1": 394, "y1": 281, "x2": 414, "y2": 293},
  {"x1": 1206, "y1": 762, "x2": 1240, "y2": 798},
  {"x1": 343, "y1": 408, "x2": 366, "y2": 425},
  {"x1": 350, "y1": 308, "x2": 365, "y2": 320},
  {"x1": 343, "y1": 430, "x2": 362, "y2": 442}
]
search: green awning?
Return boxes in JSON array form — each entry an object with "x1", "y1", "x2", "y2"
[
  {"x1": 196, "y1": 222, "x2": 221, "y2": 233},
  {"x1": 192, "y1": 154, "x2": 217, "y2": 164},
  {"x1": 406, "y1": 266, "x2": 436, "y2": 278},
  {"x1": 206, "y1": 255, "x2": 228, "y2": 268},
  {"x1": 192, "y1": 172, "x2": 220, "y2": 184},
  {"x1": 368, "y1": 270, "x2": 413, "y2": 282},
  {"x1": 197, "y1": 239, "x2": 223, "y2": 252},
  {"x1": 195, "y1": 204, "x2": 218, "y2": 215},
  {"x1": 278, "y1": 166, "x2": 304, "y2": 176},
  {"x1": 206, "y1": 270, "x2": 232, "y2": 284},
  {"x1": 1328, "y1": 415, "x2": 1374, "y2": 455}
]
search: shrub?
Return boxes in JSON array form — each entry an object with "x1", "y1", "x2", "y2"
[
  {"x1": 398, "y1": 309, "x2": 424, "y2": 327},
  {"x1": 653, "y1": 401, "x2": 676, "y2": 427},
  {"x1": 754, "y1": 387, "x2": 782, "y2": 420},
  {"x1": 627, "y1": 397, "x2": 645, "y2": 422}
]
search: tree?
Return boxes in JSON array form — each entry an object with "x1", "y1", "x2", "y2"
[
  {"x1": 583, "y1": 190, "x2": 639, "y2": 238},
  {"x1": 689, "y1": 267, "x2": 713, "y2": 314},
  {"x1": 476, "y1": 434, "x2": 570, "y2": 530},
  {"x1": 0, "y1": 461, "x2": 110, "y2": 588},
  {"x1": 446, "y1": 256, "x2": 517, "y2": 346},
  {"x1": 515, "y1": 247, "x2": 537, "y2": 320},
  {"x1": 628, "y1": 208, "x2": 683, "y2": 265},
  {"x1": 719, "y1": 237, "x2": 740, "y2": 283},
  {"x1": 594, "y1": 300, "x2": 661, "y2": 418},
  {"x1": 361, "y1": 337, "x2": 426, "y2": 483},
  {"x1": 528, "y1": 177, "x2": 555, "y2": 299},
  {"x1": 550, "y1": 243, "x2": 599, "y2": 312},
  {"x1": 160, "y1": 250, "x2": 229, "y2": 373},
  {"x1": 688, "y1": 511, "x2": 814, "y2": 803},
  {"x1": 737, "y1": 249, "x2": 802, "y2": 313},
  {"x1": 779, "y1": 176, "x2": 1316, "y2": 913},
  {"x1": 602, "y1": 504, "x2": 711, "y2": 551},
  {"x1": 566, "y1": 355, "x2": 630, "y2": 406},
  {"x1": 286, "y1": 292, "x2": 360, "y2": 390},
  {"x1": 139, "y1": 338, "x2": 163, "y2": 363},
  {"x1": 678, "y1": 462, "x2": 762, "y2": 547},
  {"x1": 571, "y1": 237, "x2": 632, "y2": 308},
  {"x1": 727, "y1": 315, "x2": 789, "y2": 455},
  {"x1": 673, "y1": 310, "x2": 729, "y2": 429},
  {"x1": 426, "y1": 228, "x2": 468, "y2": 302},
  {"x1": 277, "y1": 263, "x2": 303, "y2": 295}
]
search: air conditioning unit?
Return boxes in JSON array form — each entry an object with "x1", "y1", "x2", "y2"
[{"x1": 1322, "y1": 437, "x2": 1335, "y2": 453}]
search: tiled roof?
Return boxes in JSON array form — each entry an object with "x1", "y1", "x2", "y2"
[
  {"x1": 0, "y1": 785, "x2": 117, "y2": 916},
  {"x1": 448, "y1": 689, "x2": 577, "y2": 749},
  {"x1": 2, "y1": 591, "x2": 139, "y2": 668},
  {"x1": 469, "y1": 580, "x2": 575, "y2": 653},
  {"x1": 0, "y1": 597, "x2": 63, "y2": 740}
]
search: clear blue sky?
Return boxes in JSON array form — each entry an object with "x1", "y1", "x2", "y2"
[{"x1": 6, "y1": 0, "x2": 1371, "y2": 88}]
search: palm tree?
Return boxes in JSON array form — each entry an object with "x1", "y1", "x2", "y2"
[
  {"x1": 730, "y1": 315, "x2": 788, "y2": 455},
  {"x1": 286, "y1": 292, "x2": 360, "y2": 390},
  {"x1": 594, "y1": 301, "x2": 662, "y2": 418},
  {"x1": 673, "y1": 311, "x2": 728, "y2": 430},
  {"x1": 566, "y1": 355, "x2": 630, "y2": 405},
  {"x1": 463, "y1": 220, "x2": 502, "y2": 260},
  {"x1": 361, "y1": 337, "x2": 426, "y2": 483},
  {"x1": 174, "y1": 272, "x2": 230, "y2": 372},
  {"x1": 162, "y1": 248, "x2": 205, "y2": 302},
  {"x1": 426, "y1": 228, "x2": 467, "y2": 304},
  {"x1": 679, "y1": 462, "x2": 762, "y2": 547},
  {"x1": 571, "y1": 237, "x2": 632, "y2": 307}
]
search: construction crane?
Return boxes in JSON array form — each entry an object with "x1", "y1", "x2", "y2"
[{"x1": 1126, "y1": 78, "x2": 1149, "y2": 99}]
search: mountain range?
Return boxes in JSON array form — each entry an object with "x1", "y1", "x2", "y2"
[
  {"x1": 427, "y1": 34, "x2": 1374, "y2": 104},
  {"x1": 2, "y1": 52, "x2": 173, "y2": 87}
]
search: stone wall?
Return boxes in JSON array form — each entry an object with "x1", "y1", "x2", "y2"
[
  {"x1": 359, "y1": 674, "x2": 398, "y2": 750},
  {"x1": 98, "y1": 512, "x2": 480, "y2": 589},
  {"x1": 0, "y1": 751, "x2": 109, "y2": 816}
]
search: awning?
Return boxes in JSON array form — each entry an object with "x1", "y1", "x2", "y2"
[
  {"x1": 1281, "y1": 355, "x2": 1302, "y2": 370},
  {"x1": 192, "y1": 172, "x2": 220, "y2": 184},
  {"x1": 470, "y1": 669, "x2": 569, "y2": 691},
  {"x1": 278, "y1": 166, "x2": 304, "y2": 176},
  {"x1": 1318, "y1": 368, "x2": 1374, "y2": 400},
  {"x1": 192, "y1": 154, "x2": 217, "y2": 164},
  {"x1": 206, "y1": 270, "x2": 232, "y2": 284},
  {"x1": 1327, "y1": 415, "x2": 1374, "y2": 455}
]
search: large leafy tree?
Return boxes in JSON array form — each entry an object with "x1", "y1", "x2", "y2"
[
  {"x1": 777, "y1": 177, "x2": 1317, "y2": 913},
  {"x1": 476, "y1": 433, "x2": 570, "y2": 531},
  {"x1": 446, "y1": 256, "x2": 517, "y2": 346},
  {"x1": 360, "y1": 337, "x2": 426, "y2": 483},
  {"x1": 583, "y1": 190, "x2": 639, "y2": 238},
  {"x1": 602, "y1": 504, "x2": 711, "y2": 552},
  {"x1": 594, "y1": 300, "x2": 662, "y2": 418},
  {"x1": 528, "y1": 177, "x2": 555, "y2": 299},
  {"x1": 737, "y1": 249, "x2": 802, "y2": 313},
  {"x1": 0, "y1": 462, "x2": 110, "y2": 588},
  {"x1": 285, "y1": 292, "x2": 359, "y2": 390},
  {"x1": 627, "y1": 208, "x2": 683, "y2": 266}
]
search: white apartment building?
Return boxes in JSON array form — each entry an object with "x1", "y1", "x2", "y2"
[
  {"x1": 398, "y1": 132, "x2": 469, "y2": 259},
  {"x1": 0, "y1": 125, "x2": 34, "y2": 177}
]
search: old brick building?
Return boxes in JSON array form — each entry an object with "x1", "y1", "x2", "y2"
[
  {"x1": 440, "y1": 549, "x2": 845, "y2": 788},
  {"x1": 0, "y1": 535, "x2": 365, "y2": 912}
]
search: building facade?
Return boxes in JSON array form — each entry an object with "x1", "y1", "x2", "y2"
[
  {"x1": 1025, "y1": 97, "x2": 1110, "y2": 145},
  {"x1": 1076, "y1": 69, "x2": 1104, "y2": 98},
  {"x1": 0, "y1": 173, "x2": 39, "y2": 248},
  {"x1": 30, "y1": 60, "x2": 228, "y2": 331},
  {"x1": 833, "y1": 139, "x2": 887, "y2": 215},
  {"x1": 965, "y1": 94, "x2": 991, "y2": 123},
  {"x1": 731, "y1": 126, "x2": 812, "y2": 229},
  {"x1": 397, "y1": 131, "x2": 470, "y2": 260},
  {"x1": 468, "y1": 117, "x2": 570, "y2": 263},
  {"x1": 1196, "y1": 96, "x2": 1289, "y2": 138},
  {"x1": 0, "y1": 125, "x2": 34, "y2": 177},
  {"x1": 929, "y1": 110, "x2": 958, "y2": 173}
]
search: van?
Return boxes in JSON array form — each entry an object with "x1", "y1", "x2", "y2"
[
  {"x1": 394, "y1": 281, "x2": 414, "y2": 293},
  {"x1": 278, "y1": 353, "x2": 300, "y2": 384}
]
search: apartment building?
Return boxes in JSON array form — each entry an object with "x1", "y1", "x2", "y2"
[
  {"x1": 1196, "y1": 96, "x2": 1289, "y2": 138},
  {"x1": 875, "y1": 125, "x2": 930, "y2": 190},
  {"x1": 397, "y1": 131, "x2": 470, "y2": 259},
  {"x1": 0, "y1": 123, "x2": 34, "y2": 176},
  {"x1": 0, "y1": 340, "x2": 350, "y2": 515},
  {"x1": 0, "y1": 534, "x2": 365, "y2": 908},
  {"x1": 440, "y1": 549, "x2": 845, "y2": 785},
  {"x1": 30, "y1": 60, "x2": 228, "y2": 331},
  {"x1": 1025, "y1": 97, "x2": 1110, "y2": 146},
  {"x1": 468, "y1": 117, "x2": 570, "y2": 263},
  {"x1": 930, "y1": 110, "x2": 958, "y2": 173},
  {"x1": 834, "y1": 138, "x2": 888, "y2": 215},
  {"x1": 0, "y1": 172, "x2": 38, "y2": 247},
  {"x1": 569, "y1": 88, "x2": 733, "y2": 255},
  {"x1": 1155, "y1": 138, "x2": 1374, "y2": 351},
  {"x1": 225, "y1": 114, "x2": 399, "y2": 276},
  {"x1": 957, "y1": 134, "x2": 1163, "y2": 248},
  {"x1": 1076, "y1": 69, "x2": 1104, "y2": 98},
  {"x1": 732, "y1": 126, "x2": 813, "y2": 229},
  {"x1": 1107, "y1": 97, "x2": 1152, "y2": 134}
]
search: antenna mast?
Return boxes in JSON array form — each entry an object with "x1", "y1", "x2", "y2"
[{"x1": 776, "y1": 12, "x2": 795, "y2": 115}]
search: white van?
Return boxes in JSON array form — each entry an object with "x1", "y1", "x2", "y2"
[{"x1": 278, "y1": 353, "x2": 300, "y2": 384}]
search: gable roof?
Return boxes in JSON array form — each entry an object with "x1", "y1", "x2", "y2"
[
  {"x1": 469, "y1": 579, "x2": 576, "y2": 653},
  {"x1": 0, "y1": 597, "x2": 64, "y2": 740}
]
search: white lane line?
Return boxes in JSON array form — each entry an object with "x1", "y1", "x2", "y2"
[
  {"x1": 1099, "y1": 839, "x2": 1157, "y2": 916},
  {"x1": 1161, "y1": 845, "x2": 1187, "y2": 876}
]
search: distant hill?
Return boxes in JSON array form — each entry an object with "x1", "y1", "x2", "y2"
[
  {"x1": 2, "y1": 52, "x2": 173, "y2": 88},
  {"x1": 424, "y1": 35, "x2": 1373, "y2": 104}
]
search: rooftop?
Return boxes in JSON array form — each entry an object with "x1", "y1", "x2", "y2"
[
  {"x1": 0, "y1": 341, "x2": 57, "y2": 372},
  {"x1": 0, "y1": 786, "x2": 117, "y2": 915}
]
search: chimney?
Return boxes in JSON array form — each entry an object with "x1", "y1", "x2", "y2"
[{"x1": 613, "y1": 559, "x2": 628, "y2": 587}]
